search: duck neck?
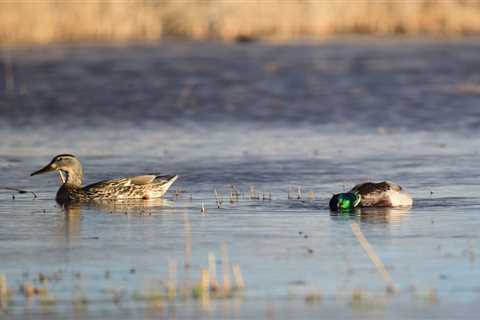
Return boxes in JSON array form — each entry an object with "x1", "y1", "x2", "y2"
[{"x1": 63, "y1": 168, "x2": 83, "y2": 187}]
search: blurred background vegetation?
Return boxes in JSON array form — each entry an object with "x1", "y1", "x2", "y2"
[{"x1": 2, "y1": 0, "x2": 480, "y2": 45}]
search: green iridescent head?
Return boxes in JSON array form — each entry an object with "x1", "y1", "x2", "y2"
[{"x1": 329, "y1": 192, "x2": 361, "y2": 211}]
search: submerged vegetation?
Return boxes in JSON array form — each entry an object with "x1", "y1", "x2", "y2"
[
  {"x1": 0, "y1": 243, "x2": 246, "y2": 314},
  {"x1": 2, "y1": 1, "x2": 480, "y2": 45}
]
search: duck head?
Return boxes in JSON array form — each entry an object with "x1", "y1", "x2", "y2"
[
  {"x1": 31, "y1": 154, "x2": 83, "y2": 186},
  {"x1": 329, "y1": 192, "x2": 361, "y2": 211}
]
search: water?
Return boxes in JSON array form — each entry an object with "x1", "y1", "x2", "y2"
[{"x1": 1, "y1": 39, "x2": 480, "y2": 319}]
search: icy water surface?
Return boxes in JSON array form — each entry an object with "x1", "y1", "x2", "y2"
[{"x1": 1, "y1": 39, "x2": 480, "y2": 318}]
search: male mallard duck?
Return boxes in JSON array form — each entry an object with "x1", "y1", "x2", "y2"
[
  {"x1": 31, "y1": 154, "x2": 178, "y2": 203},
  {"x1": 329, "y1": 181, "x2": 413, "y2": 211}
]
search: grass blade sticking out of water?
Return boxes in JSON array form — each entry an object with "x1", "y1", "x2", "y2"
[
  {"x1": 200, "y1": 268, "x2": 210, "y2": 310},
  {"x1": 351, "y1": 222, "x2": 396, "y2": 293},
  {"x1": 232, "y1": 264, "x2": 245, "y2": 290},
  {"x1": 249, "y1": 186, "x2": 259, "y2": 200},
  {"x1": 220, "y1": 242, "x2": 231, "y2": 294},
  {"x1": 214, "y1": 189, "x2": 223, "y2": 208},
  {"x1": 0, "y1": 274, "x2": 7, "y2": 310},
  {"x1": 297, "y1": 187, "x2": 303, "y2": 200},
  {"x1": 208, "y1": 252, "x2": 219, "y2": 291},
  {"x1": 230, "y1": 185, "x2": 240, "y2": 203}
]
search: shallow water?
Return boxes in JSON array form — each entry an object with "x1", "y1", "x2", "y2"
[{"x1": 1, "y1": 39, "x2": 480, "y2": 318}]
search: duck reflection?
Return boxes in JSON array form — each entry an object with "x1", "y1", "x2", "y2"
[
  {"x1": 84, "y1": 198, "x2": 174, "y2": 214},
  {"x1": 330, "y1": 206, "x2": 411, "y2": 224},
  {"x1": 61, "y1": 202, "x2": 82, "y2": 242},
  {"x1": 58, "y1": 198, "x2": 174, "y2": 241}
]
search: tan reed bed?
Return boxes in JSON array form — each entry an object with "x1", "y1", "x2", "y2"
[{"x1": 2, "y1": 1, "x2": 480, "y2": 45}]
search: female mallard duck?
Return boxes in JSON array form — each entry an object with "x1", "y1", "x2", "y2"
[
  {"x1": 31, "y1": 154, "x2": 178, "y2": 203},
  {"x1": 329, "y1": 181, "x2": 413, "y2": 211}
]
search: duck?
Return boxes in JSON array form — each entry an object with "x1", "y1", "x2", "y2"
[
  {"x1": 31, "y1": 154, "x2": 178, "y2": 203},
  {"x1": 329, "y1": 181, "x2": 413, "y2": 211}
]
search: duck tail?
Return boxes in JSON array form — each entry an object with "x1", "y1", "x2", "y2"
[
  {"x1": 145, "y1": 175, "x2": 178, "y2": 199},
  {"x1": 154, "y1": 175, "x2": 178, "y2": 184}
]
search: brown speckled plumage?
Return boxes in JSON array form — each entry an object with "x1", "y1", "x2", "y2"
[
  {"x1": 31, "y1": 154, "x2": 177, "y2": 204},
  {"x1": 350, "y1": 181, "x2": 412, "y2": 207},
  {"x1": 351, "y1": 181, "x2": 402, "y2": 195}
]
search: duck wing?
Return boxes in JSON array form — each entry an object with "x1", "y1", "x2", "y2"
[
  {"x1": 350, "y1": 181, "x2": 410, "y2": 207},
  {"x1": 350, "y1": 181, "x2": 401, "y2": 196},
  {"x1": 82, "y1": 174, "x2": 178, "y2": 199},
  {"x1": 129, "y1": 175, "x2": 177, "y2": 185}
]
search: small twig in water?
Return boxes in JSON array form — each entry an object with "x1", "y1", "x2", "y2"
[
  {"x1": 1, "y1": 187, "x2": 37, "y2": 199},
  {"x1": 230, "y1": 185, "x2": 240, "y2": 203},
  {"x1": 214, "y1": 189, "x2": 223, "y2": 208},
  {"x1": 249, "y1": 185, "x2": 259, "y2": 200},
  {"x1": 297, "y1": 187, "x2": 303, "y2": 200}
]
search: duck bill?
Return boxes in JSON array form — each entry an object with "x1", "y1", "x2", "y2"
[{"x1": 31, "y1": 162, "x2": 57, "y2": 176}]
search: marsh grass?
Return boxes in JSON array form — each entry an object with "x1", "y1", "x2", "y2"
[
  {"x1": 229, "y1": 185, "x2": 240, "y2": 204},
  {"x1": 214, "y1": 189, "x2": 223, "y2": 208},
  {"x1": 287, "y1": 186, "x2": 304, "y2": 200},
  {"x1": 248, "y1": 185, "x2": 259, "y2": 200},
  {"x1": 0, "y1": 275, "x2": 8, "y2": 310},
  {"x1": 2, "y1": 1, "x2": 480, "y2": 45}
]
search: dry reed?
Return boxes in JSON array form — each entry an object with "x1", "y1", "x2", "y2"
[
  {"x1": 220, "y1": 242, "x2": 231, "y2": 293},
  {"x1": 230, "y1": 185, "x2": 240, "y2": 203},
  {"x1": 2, "y1": 1, "x2": 480, "y2": 45},
  {"x1": 249, "y1": 185, "x2": 260, "y2": 200},
  {"x1": 208, "y1": 252, "x2": 219, "y2": 291},
  {"x1": 214, "y1": 189, "x2": 223, "y2": 208},
  {"x1": 232, "y1": 263, "x2": 245, "y2": 290},
  {"x1": 297, "y1": 187, "x2": 303, "y2": 200},
  {"x1": 0, "y1": 275, "x2": 7, "y2": 309},
  {"x1": 199, "y1": 268, "x2": 210, "y2": 309}
]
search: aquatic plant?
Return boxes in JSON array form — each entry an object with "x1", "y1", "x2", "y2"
[
  {"x1": 0, "y1": 275, "x2": 9, "y2": 310},
  {"x1": 214, "y1": 189, "x2": 223, "y2": 208}
]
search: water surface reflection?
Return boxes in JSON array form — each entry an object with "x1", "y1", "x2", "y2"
[{"x1": 330, "y1": 207, "x2": 411, "y2": 224}]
